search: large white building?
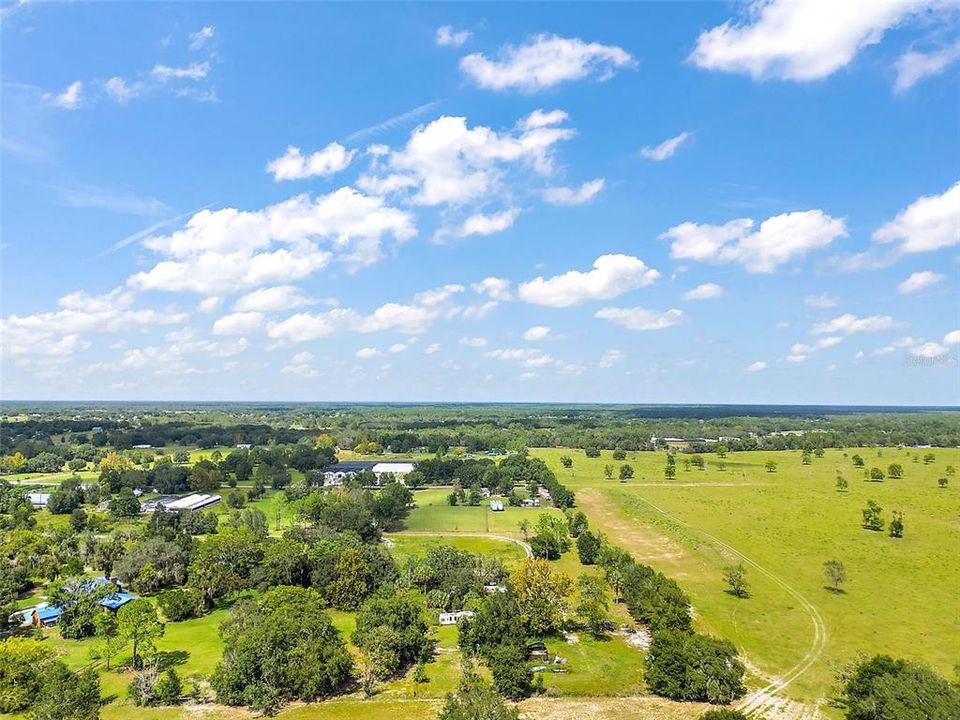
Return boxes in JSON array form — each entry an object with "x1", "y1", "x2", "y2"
[
  {"x1": 158, "y1": 493, "x2": 221, "y2": 512},
  {"x1": 322, "y1": 461, "x2": 417, "y2": 486}
]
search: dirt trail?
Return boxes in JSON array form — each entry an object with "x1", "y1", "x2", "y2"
[
  {"x1": 387, "y1": 530, "x2": 533, "y2": 557},
  {"x1": 578, "y1": 488, "x2": 826, "y2": 720}
]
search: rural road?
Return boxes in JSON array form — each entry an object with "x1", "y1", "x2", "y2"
[
  {"x1": 385, "y1": 531, "x2": 534, "y2": 557},
  {"x1": 625, "y1": 493, "x2": 826, "y2": 720}
]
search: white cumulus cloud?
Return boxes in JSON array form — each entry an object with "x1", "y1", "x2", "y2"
[
  {"x1": 663, "y1": 210, "x2": 847, "y2": 273},
  {"x1": 518, "y1": 254, "x2": 660, "y2": 308},
  {"x1": 523, "y1": 326, "x2": 552, "y2": 341},
  {"x1": 897, "y1": 270, "x2": 944, "y2": 294},
  {"x1": 595, "y1": 307, "x2": 684, "y2": 331},
  {"x1": 812, "y1": 313, "x2": 902, "y2": 335},
  {"x1": 266, "y1": 143, "x2": 356, "y2": 182},
  {"x1": 682, "y1": 283, "x2": 724, "y2": 301},
  {"x1": 436, "y1": 25, "x2": 471, "y2": 47},
  {"x1": 460, "y1": 34, "x2": 634, "y2": 91},
  {"x1": 689, "y1": 0, "x2": 938, "y2": 81},
  {"x1": 873, "y1": 181, "x2": 960, "y2": 254},
  {"x1": 44, "y1": 80, "x2": 83, "y2": 109}
]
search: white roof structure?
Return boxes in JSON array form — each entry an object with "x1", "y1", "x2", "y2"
[
  {"x1": 372, "y1": 462, "x2": 416, "y2": 474},
  {"x1": 160, "y1": 493, "x2": 221, "y2": 511},
  {"x1": 438, "y1": 610, "x2": 475, "y2": 625},
  {"x1": 27, "y1": 493, "x2": 51, "y2": 506}
]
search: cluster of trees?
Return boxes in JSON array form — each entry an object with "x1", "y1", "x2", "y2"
[
  {"x1": 861, "y1": 501, "x2": 905, "y2": 537},
  {"x1": 596, "y1": 545, "x2": 745, "y2": 703},
  {"x1": 401, "y1": 544, "x2": 508, "y2": 612},
  {"x1": 417, "y1": 454, "x2": 574, "y2": 509},
  {"x1": 212, "y1": 586, "x2": 354, "y2": 713},
  {"x1": 837, "y1": 654, "x2": 960, "y2": 719},
  {"x1": 0, "y1": 637, "x2": 101, "y2": 720}
]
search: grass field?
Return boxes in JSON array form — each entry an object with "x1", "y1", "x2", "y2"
[
  {"x1": 403, "y1": 487, "x2": 561, "y2": 533},
  {"x1": 15, "y1": 445, "x2": 956, "y2": 719},
  {"x1": 530, "y1": 446, "x2": 960, "y2": 709}
]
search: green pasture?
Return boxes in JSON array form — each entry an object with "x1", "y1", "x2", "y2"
[
  {"x1": 529, "y1": 446, "x2": 960, "y2": 707},
  {"x1": 404, "y1": 487, "x2": 561, "y2": 534},
  {"x1": 386, "y1": 534, "x2": 528, "y2": 567}
]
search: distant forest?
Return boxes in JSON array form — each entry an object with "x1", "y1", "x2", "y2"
[{"x1": 2, "y1": 403, "x2": 959, "y2": 459}]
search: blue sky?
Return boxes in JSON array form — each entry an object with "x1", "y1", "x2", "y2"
[{"x1": 1, "y1": 1, "x2": 958, "y2": 404}]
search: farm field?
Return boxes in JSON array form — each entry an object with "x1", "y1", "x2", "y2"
[
  {"x1": 530, "y1": 446, "x2": 960, "y2": 710},
  {"x1": 402, "y1": 487, "x2": 562, "y2": 533},
  {"x1": 6, "y1": 443, "x2": 957, "y2": 720}
]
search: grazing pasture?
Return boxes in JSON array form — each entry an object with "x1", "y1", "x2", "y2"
[{"x1": 531, "y1": 446, "x2": 960, "y2": 707}]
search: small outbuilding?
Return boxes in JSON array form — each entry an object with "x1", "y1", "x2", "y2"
[
  {"x1": 27, "y1": 493, "x2": 51, "y2": 507},
  {"x1": 489, "y1": 500, "x2": 504, "y2": 512},
  {"x1": 438, "y1": 610, "x2": 475, "y2": 626}
]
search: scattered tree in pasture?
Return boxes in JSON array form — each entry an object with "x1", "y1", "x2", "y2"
[
  {"x1": 93, "y1": 611, "x2": 124, "y2": 671},
  {"x1": 823, "y1": 560, "x2": 846, "y2": 592},
  {"x1": 723, "y1": 563, "x2": 749, "y2": 598},
  {"x1": 765, "y1": 460, "x2": 777, "y2": 473},
  {"x1": 801, "y1": 450, "x2": 812, "y2": 465},
  {"x1": 487, "y1": 643, "x2": 532, "y2": 700},
  {"x1": 110, "y1": 486, "x2": 141, "y2": 517},
  {"x1": 118, "y1": 598, "x2": 164, "y2": 670},
  {"x1": 619, "y1": 464, "x2": 634, "y2": 480},
  {"x1": 887, "y1": 463, "x2": 903, "y2": 479},
  {"x1": 923, "y1": 452, "x2": 935, "y2": 464},
  {"x1": 612, "y1": 449, "x2": 627, "y2": 461},
  {"x1": 156, "y1": 588, "x2": 202, "y2": 621},
  {"x1": 0, "y1": 451, "x2": 27, "y2": 474},
  {"x1": 226, "y1": 489, "x2": 246, "y2": 509},
  {"x1": 604, "y1": 464, "x2": 614, "y2": 480},
  {"x1": 836, "y1": 475, "x2": 849, "y2": 492},
  {"x1": 938, "y1": 477, "x2": 948, "y2": 488},
  {"x1": 889, "y1": 511, "x2": 904, "y2": 538},
  {"x1": 664, "y1": 463, "x2": 677, "y2": 479},
  {"x1": 852, "y1": 454, "x2": 865, "y2": 468},
  {"x1": 584, "y1": 447, "x2": 601, "y2": 458},
  {"x1": 576, "y1": 530, "x2": 601, "y2": 565},
  {"x1": 862, "y1": 500, "x2": 884, "y2": 531},
  {"x1": 576, "y1": 574, "x2": 610, "y2": 636},
  {"x1": 715, "y1": 443, "x2": 728, "y2": 459},
  {"x1": 691, "y1": 455, "x2": 706, "y2": 470},
  {"x1": 945, "y1": 464, "x2": 955, "y2": 475},
  {"x1": 352, "y1": 588, "x2": 431, "y2": 682},
  {"x1": 511, "y1": 558, "x2": 573, "y2": 637},
  {"x1": 869, "y1": 467, "x2": 885, "y2": 481},
  {"x1": 560, "y1": 455, "x2": 573, "y2": 469},
  {"x1": 518, "y1": 519, "x2": 530, "y2": 539},
  {"x1": 212, "y1": 586, "x2": 353, "y2": 712}
]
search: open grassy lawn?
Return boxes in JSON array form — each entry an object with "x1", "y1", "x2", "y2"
[
  {"x1": 404, "y1": 487, "x2": 561, "y2": 534},
  {"x1": 387, "y1": 534, "x2": 528, "y2": 567},
  {"x1": 530, "y1": 446, "x2": 960, "y2": 708}
]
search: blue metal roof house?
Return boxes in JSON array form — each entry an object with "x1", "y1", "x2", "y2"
[
  {"x1": 99, "y1": 592, "x2": 137, "y2": 611},
  {"x1": 29, "y1": 577, "x2": 138, "y2": 627},
  {"x1": 31, "y1": 605, "x2": 63, "y2": 627}
]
